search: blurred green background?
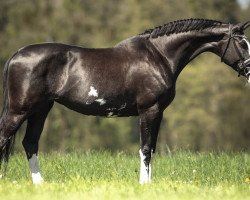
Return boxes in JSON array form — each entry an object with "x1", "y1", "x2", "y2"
[{"x1": 0, "y1": 0, "x2": 250, "y2": 153}]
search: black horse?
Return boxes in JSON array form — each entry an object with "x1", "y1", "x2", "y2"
[{"x1": 0, "y1": 19, "x2": 250, "y2": 184}]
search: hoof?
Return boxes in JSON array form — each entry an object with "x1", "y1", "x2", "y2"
[{"x1": 32, "y1": 172, "x2": 44, "y2": 185}]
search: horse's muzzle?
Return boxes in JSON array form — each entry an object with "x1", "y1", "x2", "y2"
[
  {"x1": 244, "y1": 66, "x2": 250, "y2": 83},
  {"x1": 243, "y1": 58, "x2": 250, "y2": 82},
  {"x1": 238, "y1": 58, "x2": 250, "y2": 82}
]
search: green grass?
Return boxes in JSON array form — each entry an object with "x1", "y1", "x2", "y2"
[{"x1": 0, "y1": 151, "x2": 249, "y2": 200}]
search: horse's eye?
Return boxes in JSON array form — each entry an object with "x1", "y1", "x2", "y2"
[{"x1": 239, "y1": 40, "x2": 248, "y2": 50}]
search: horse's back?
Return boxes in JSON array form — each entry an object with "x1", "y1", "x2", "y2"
[{"x1": 5, "y1": 42, "x2": 139, "y2": 116}]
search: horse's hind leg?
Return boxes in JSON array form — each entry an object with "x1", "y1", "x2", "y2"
[
  {"x1": 0, "y1": 111, "x2": 27, "y2": 169},
  {"x1": 22, "y1": 102, "x2": 53, "y2": 184}
]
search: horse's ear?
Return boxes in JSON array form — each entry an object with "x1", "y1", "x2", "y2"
[
  {"x1": 232, "y1": 21, "x2": 250, "y2": 34},
  {"x1": 237, "y1": 21, "x2": 250, "y2": 31}
]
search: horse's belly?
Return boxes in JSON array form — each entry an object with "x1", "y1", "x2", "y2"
[{"x1": 56, "y1": 95, "x2": 138, "y2": 117}]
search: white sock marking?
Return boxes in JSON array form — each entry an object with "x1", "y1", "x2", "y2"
[
  {"x1": 139, "y1": 149, "x2": 152, "y2": 184},
  {"x1": 29, "y1": 154, "x2": 43, "y2": 184},
  {"x1": 88, "y1": 86, "x2": 98, "y2": 97}
]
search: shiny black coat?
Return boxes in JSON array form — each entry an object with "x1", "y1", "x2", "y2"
[{"x1": 1, "y1": 19, "x2": 250, "y2": 183}]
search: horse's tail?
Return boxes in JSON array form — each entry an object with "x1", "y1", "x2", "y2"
[
  {"x1": 0, "y1": 135, "x2": 16, "y2": 174},
  {"x1": 0, "y1": 55, "x2": 17, "y2": 174}
]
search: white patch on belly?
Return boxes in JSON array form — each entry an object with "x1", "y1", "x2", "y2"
[
  {"x1": 107, "y1": 112, "x2": 114, "y2": 117},
  {"x1": 118, "y1": 103, "x2": 127, "y2": 110},
  {"x1": 29, "y1": 154, "x2": 43, "y2": 184},
  {"x1": 95, "y1": 98, "x2": 106, "y2": 105},
  {"x1": 107, "y1": 108, "x2": 116, "y2": 111},
  {"x1": 107, "y1": 112, "x2": 118, "y2": 117},
  {"x1": 88, "y1": 86, "x2": 98, "y2": 97}
]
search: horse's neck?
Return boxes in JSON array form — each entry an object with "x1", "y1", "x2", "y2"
[{"x1": 149, "y1": 30, "x2": 226, "y2": 77}]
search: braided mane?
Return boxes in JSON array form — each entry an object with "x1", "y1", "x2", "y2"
[{"x1": 140, "y1": 19, "x2": 223, "y2": 38}]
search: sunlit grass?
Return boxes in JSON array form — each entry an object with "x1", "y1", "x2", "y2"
[{"x1": 0, "y1": 151, "x2": 249, "y2": 200}]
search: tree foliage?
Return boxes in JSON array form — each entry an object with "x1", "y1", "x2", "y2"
[{"x1": 0, "y1": 0, "x2": 249, "y2": 152}]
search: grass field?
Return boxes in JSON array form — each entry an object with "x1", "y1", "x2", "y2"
[{"x1": 0, "y1": 151, "x2": 249, "y2": 200}]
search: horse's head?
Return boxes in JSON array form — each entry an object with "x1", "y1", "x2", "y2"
[{"x1": 220, "y1": 21, "x2": 250, "y2": 82}]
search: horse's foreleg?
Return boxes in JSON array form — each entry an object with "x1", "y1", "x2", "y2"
[
  {"x1": 139, "y1": 105, "x2": 162, "y2": 184},
  {"x1": 22, "y1": 102, "x2": 53, "y2": 184}
]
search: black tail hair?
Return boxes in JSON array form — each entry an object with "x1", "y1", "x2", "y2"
[
  {"x1": 0, "y1": 54, "x2": 17, "y2": 175},
  {"x1": 0, "y1": 135, "x2": 16, "y2": 174}
]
